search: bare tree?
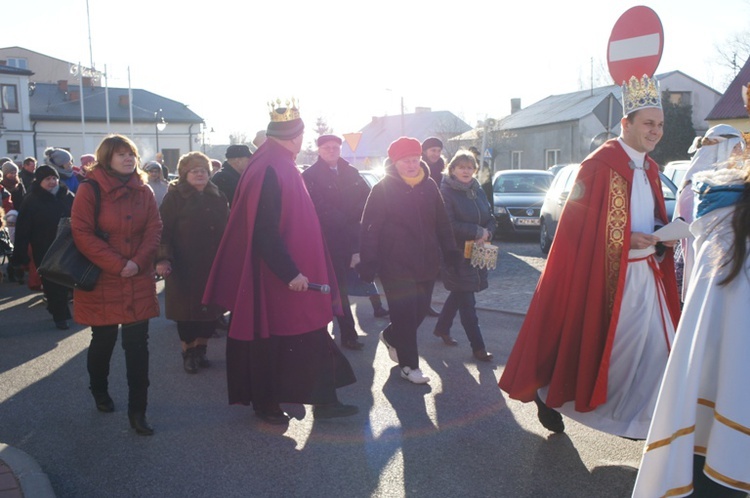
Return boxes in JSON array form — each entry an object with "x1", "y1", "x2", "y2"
[
  {"x1": 229, "y1": 132, "x2": 248, "y2": 145},
  {"x1": 314, "y1": 117, "x2": 332, "y2": 141}
]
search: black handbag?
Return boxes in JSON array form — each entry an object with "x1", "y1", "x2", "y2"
[{"x1": 38, "y1": 180, "x2": 106, "y2": 291}]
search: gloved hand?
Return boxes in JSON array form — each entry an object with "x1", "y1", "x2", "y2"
[{"x1": 356, "y1": 261, "x2": 377, "y2": 283}]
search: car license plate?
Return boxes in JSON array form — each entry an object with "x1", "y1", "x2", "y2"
[{"x1": 516, "y1": 218, "x2": 540, "y2": 226}]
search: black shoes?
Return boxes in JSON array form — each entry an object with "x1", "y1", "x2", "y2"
[
  {"x1": 534, "y1": 394, "x2": 565, "y2": 433},
  {"x1": 91, "y1": 390, "x2": 115, "y2": 413},
  {"x1": 255, "y1": 407, "x2": 290, "y2": 425},
  {"x1": 182, "y1": 349, "x2": 199, "y2": 374},
  {"x1": 433, "y1": 329, "x2": 458, "y2": 346},
  {"x1": 427, "y1": 306, "x2": 441, "y2": 317},
  {"x1": 313, "y1": 402, "x2": 359, "y2": 420},
  {"x1": 473, "y1": 349, "x2": 494, "y2": 362},
  {"x1": 373, "y1": 306, "x2": 389, "y2": 318},
  {"x1": 128, "y1": 411, "x2": 154, "y2": 436},
  {"x1": 55, "y1": 320, "x2": 69, "y2": 330},
  {"x1": 342, "y1": 338, "x2": 365, "y2": 351},
  {"x1": 195, "y1": 345, "x2": 211, "y2": 368}
]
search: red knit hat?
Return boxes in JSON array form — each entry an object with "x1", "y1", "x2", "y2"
[{"x1": 387, "y1": 137, "x2": 422, "y2": 163}]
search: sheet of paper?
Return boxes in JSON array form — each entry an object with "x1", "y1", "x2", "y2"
[{"x1": 653, "y1": 219, "x2": 691, "y2": 241}]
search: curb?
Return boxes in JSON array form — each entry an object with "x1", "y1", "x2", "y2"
[{"x1": 0, "y1": 444, "x2": 56, "y2": 498}]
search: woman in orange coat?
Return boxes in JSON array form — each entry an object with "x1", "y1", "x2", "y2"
[{"x1": 71, "y1": 135, "x2": 162, "y2": 436}]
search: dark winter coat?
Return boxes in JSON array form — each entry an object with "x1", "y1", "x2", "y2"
[
  {"x1": 157, "y1": 180, "x2": 228, "y2": 321},
  {"x1": 440, "y1": 175, "x2": 497, "y2": 292},
  {"x1": 11, "y1": 182, "x2": 74, "y2": 267},
  {"x1": 71, "y1": 167, "x2": 162, "y2": 326},
  {"x1": 1, "y1": 177, "x2": 26, "y2": 211},
  {"x1": 359, "y1": 160, "x2": 458, "y2": 283},
  {"x1": 211, "y1": 162, "x2": 241, "y2": 207},
  {"x1": 302, "y1": 157, "x2": 370, "y2": 263},
  {"x1": 19, "y1": 168, "x2": 36, "y2": 192}
]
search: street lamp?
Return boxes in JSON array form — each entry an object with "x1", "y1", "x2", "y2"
[{"x1": 154, "y1": 109, "x2": 167, "y2": 155}]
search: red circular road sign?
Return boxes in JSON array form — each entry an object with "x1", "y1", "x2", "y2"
[{"x1": 607, "y1": 6, "x2": 664, "y2": 85}]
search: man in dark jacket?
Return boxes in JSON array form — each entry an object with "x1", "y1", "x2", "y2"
[
  {"x1": 19, "y1": 157, "x2": 37, "y2": 191},
  {"x1": 212, "y1": 144, "x2": 252, "y2": 207},
  {"x1": 302, "y1": 135, "x2": 370, "y2": 350},
  {"x1": 421, "y1": 136, "x2": 446, "y2": 317}
]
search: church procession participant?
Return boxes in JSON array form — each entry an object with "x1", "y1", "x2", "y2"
[
  {"x1": 498, "y1": 75, "x2": 681, "y2": 438},
  {"x1": 203, "y1": 99, "x2": 358, "y2": 424},
  {"x1": 358, "y1": 137, "x2": 460, "y2": 385},
  {"x1": 302, "y1": 134, "x2": 371, "y2": 351},
  {"x1": 632, "y1": 86, "x2": 750, "y2": 498}
]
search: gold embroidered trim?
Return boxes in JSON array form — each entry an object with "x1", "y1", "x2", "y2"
[
  {"x1": 697, "y1": 398, "x2": 715, "y2": 408},
  {"x1": 661, "y1": 484, "x2": 694, "y2": 497},
  {"x1": 605, "y1": 170, "x2": 628, "y2": 313},
  {"x1": 715, "y1": 409, "x2": 750, "y2": 436},
  {"x1": 645, "y1": 425, "x2": 695, "y2": 452},
  {"x1": 705, "y1": 463, "x2": 750, "y2": 491}
]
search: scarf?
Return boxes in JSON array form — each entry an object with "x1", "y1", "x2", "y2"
[
  {"x1": 400, "y1": 167, "x2": 425, "y2": 187},
  {"x1": 443, "y1": 175, "x2": 479, "y2": 199}
]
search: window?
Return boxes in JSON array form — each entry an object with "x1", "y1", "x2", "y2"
[
  {"x1": 511, "y1": 151, "x2": 522, "y2": 169},
  {"x1": 6, "y1": 58, "x2": 28, "y2": 69},
  {"x1": 665, "y1": 91, "x2": 691, "y2": 106},
  {"x1": 7, "y1": 140, "x2": 20, "y2": 154},
  {"x1": 1, "y1": 84, "x2": 18, "y2": 112},
  {"x1": 546, "y1": 149, "x2": 561, "y2": 168}
]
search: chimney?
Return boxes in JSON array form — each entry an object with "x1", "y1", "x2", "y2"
[
  {"x1": 119, "y1": 95, "x2": 129, "y2": 107},
  {"x1": 511, "y1": 98, "x2": 521, "y2": 114},
  {"x1": 415, "y1": 107, "x2": 431, "y2": 113},
  {"x1": 58, "y1": 80, "x2": 68, "y2": 92},
  {"x1": 69, "y1": 90, "x2": 80, "y2": 101},
  {"x1": 82, "y1": 76, "x2": 93, "y2": 87}
]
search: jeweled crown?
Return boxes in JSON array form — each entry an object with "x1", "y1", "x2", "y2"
[
  {"x1": 268, "y1": 98, "x2": 300, "y2": 122},
  {"x1": 622, "y1": 75, "x2": 662, "y2": 115}
]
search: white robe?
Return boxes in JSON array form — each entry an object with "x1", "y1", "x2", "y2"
[
  {"x1": 539, "y1": 160, "x2": 675, "y2": 439},
  {"x1": 632, "y1": 205, "x2": 750, "y2": 497}
]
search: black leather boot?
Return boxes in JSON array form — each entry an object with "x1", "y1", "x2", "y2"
[
  {"x1": 128, "y1": 411, "x2": 154, "y2": 436},
  {"x1": 195, "y1": 345, "x2": 210, "y2": 368},
  {"x1": 90, "y1": 389, "x2": 115, "y2": 413}
]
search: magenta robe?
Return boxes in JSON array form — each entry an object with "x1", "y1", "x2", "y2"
[{"x1": 202, "y1": 139, "x2": 340, "y2": 341}]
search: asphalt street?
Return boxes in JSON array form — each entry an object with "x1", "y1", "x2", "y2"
[{"x1": 0, "y1": 238, "x2": 645, "y2": 497}]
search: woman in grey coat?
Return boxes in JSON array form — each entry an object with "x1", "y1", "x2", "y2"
[{"x1": 433, "y1": 150, "x2": 496, "y2": 361}]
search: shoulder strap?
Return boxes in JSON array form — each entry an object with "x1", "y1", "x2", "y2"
[{"x1": 81, "y1": 179, "x2": 102, "y2": 234}]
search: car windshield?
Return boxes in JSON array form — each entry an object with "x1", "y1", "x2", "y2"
[{"x1": 494, "y1": 174, "x2": 552, "y2": 193}]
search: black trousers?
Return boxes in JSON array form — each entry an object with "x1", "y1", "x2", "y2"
[
  {"x1": 176, "y1": 320, "x2": 215, "y2": 343},
  {"x1": 87, "y1": 321, "x2": 150, "y2": 413},
  {"x1": 40, "y1": 277, "x2": 71, "y2": 322},
  {"x1": 381, "y1": 278, "x2": 433, "y2": 369},
  {"x1": 332, "y1": 257, "x2": 358, "y2": 343}
]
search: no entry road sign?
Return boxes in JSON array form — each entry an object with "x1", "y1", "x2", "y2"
[{"x1": 607, "y1": 6, "x2": 663, "y2": 85}]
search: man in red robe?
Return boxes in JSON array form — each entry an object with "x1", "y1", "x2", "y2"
[
  {"x1": 499, "y1": 76, "x2": 681, "y2": 439},
  {"x1": 203, "y1": 101, "x2": 357, "y2": 424}
]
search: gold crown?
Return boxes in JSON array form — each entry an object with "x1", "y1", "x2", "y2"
[
  {"x1": 268, "y1": 98, "x2": 300, "y2": 122},
  {"x1": 622, "y1": 75, "x2": 662, "y2": 115}
]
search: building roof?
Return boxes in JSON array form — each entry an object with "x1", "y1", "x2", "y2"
[
  {"x1": 493, "y1": 70, "x2": 716, "y2": 132},
  {"x1": 29, "y1": 82, "x2": 203, "y2": 124},
  {"x1": 706, "y1": 56, "x2": 750, "y2": 120},
  {"x1": 342, "y1": 110, "x2": 471, "y2": 158},
  {"x1": 497, "y1": 85, "x2": 622, "y2": 131},
  {"x1": 0, "y1": 64, "x2": 33, "y2": 76}
]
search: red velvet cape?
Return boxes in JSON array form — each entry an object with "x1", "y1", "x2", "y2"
[
  {"x1": 498, "y1": 140, "x2": 681, "y2": 411},
  {"x1": 202, "y1": 139, "x2": 339, "y2": 341}
]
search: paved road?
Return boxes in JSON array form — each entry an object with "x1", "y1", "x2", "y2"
[{"x1": 0, "y1": 238, "x2": 645, "y2": 497}]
